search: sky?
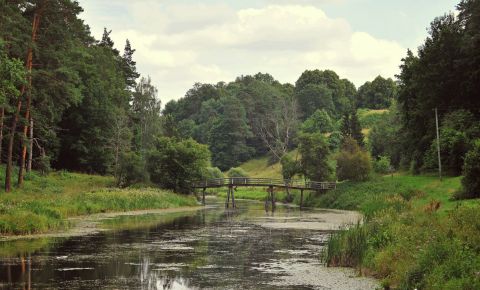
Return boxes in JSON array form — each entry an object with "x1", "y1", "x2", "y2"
[{"x1": 78, "y1": 0, "x2": 460, "y2": 103}]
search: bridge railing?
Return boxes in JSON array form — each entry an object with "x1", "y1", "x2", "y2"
[{"x1": 191, "y1": 178, "x2": 336, "y2": 190}]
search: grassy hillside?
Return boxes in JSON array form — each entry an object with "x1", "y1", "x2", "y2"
[
  {"x1": 0, "y1": 168, "x2": 198, "y2": 235},
  {"x1": 316, "y1": 174, "x2": 480, "y2": 289}
]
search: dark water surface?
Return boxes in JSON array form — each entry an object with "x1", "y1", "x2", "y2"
[{"x1": 0, "y1": 199, "x2": 376, "y2": 289}]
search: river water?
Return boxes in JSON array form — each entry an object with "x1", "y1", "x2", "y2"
[{"x1": 0, "y1": 199, "x2": 378, "y2": 289}]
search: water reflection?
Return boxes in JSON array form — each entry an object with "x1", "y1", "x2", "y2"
[{"x1": 0, "y1": 200, "x2": 377, "y2": 290}]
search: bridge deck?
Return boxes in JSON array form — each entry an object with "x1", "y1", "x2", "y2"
[{"x1": 191, "y1": 178, "x2": 336, "y2": 191}]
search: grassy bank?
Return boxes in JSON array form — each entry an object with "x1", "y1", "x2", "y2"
[
  {"x1": 313, "y1": 174, "x2": 480, "y2": 289},
  {"x1": 0, "y1": 169, "x2": 198, "y2": 235}
]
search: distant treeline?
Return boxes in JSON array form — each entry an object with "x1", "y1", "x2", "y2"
[{"x1": 1, "y1": 0, "x2": 479, "y2": 196}]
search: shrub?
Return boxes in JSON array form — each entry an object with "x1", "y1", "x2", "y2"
[
  {"x1": 460, "y1": 139, "x2": 480, "y2": 198},
  {"x1": 117, "y1": 152, "x2": 148, "y2": 187},
  {"x1": 147, "y1": 137, "x2": 210, "y2": 193},
  {"x1": 206, "y1": 167, "x2": 224, "y2": 179},
  {"x1": 336, "y1": 137, "x2": 372, "y2": 181},
  {"x1": 374, "y1": 155, "x2": 392, "y2": 174},
  {"x1": 227, "y1": 167, "x2": 248, "y2": 178},
  {"x1": 280, "y1": 155, "x2": 300, "y2": 180},
  {"x1": 298, "y1": 132, "x2": 332, "y2": 181}
]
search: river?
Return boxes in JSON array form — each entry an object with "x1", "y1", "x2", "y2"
[{"x1": 0, "y1": 198, "x2": 378, "y2": 289}]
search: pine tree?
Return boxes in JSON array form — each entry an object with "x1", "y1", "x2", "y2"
[
  {"x1": 122, "y1": 39, "x2": 140, "y2": 90},
  {"x1": 99, "y1": 28, "x2": 119, "y2": 55}
]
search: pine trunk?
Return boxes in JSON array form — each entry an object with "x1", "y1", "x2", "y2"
[
  {"x1": 18, "y1": 6, "x2": 44, "y2": 187},
  {"x1": 27, "y1": 118, "x2": 33, "y2": 172},
  {"x1": 0, "y1": 107, "x2": 4, "y2": 164},
  {"x1": 5, "y1": 7, "x2": 42, "y2": 192}
]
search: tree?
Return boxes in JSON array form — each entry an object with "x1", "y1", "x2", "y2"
[
  {"x1": 99, "y1": 28, "x2": 119, "y2": 55},
  {"x1": 122, "y1": 39, "x2": 140, "y2": 90},
  {"x1": 147, "y1": 137, "x2": 210, "y2": 194},
  {"x1": 369, "y1": 105, "x2": 402, "y2": 168},
  {"x1": 208, "y1": 96, "x2": 254, "y2": 170},
  {"x1": 461, "y1": 139, "x2": 480, "y2": 199},
  {"x1": 297, "y1": 132, "x2": 332, "y2": 181},
  {"x1": 422, "y1": 109, "x2": 480, "y2": 175},
  {"x1": 131, "y1": 76, "x2": 161, "y2": 157},
  {"x1": 340, "y1": 111, "x2": 365, "y2": 147},
  {"x1": 336, "y1": 137, "x2": 372, "y2": 181},
  {"x1": 5, "y1": 1, "x2": 44, "y2": 191},
  {"x1": 295, "y1": 69, "x2": 356, "y2": 119},
  {"x1": 356, "y1": 76, "x2": 397, "y2": 109},
  {"x1": 254, "y1": 94, "x2": 299, "y2": 161},
  {"x1": 117, "y1": 152, "x2": 148, "y2": 187},
  {"x1": 0, "y1": 41, "x2": 26, "y2": 165},
  {"x1": 396, "y1": 2, "x2": 480, "y2": 172},
  {"x1": 300, "y1": 109, "x2": 334, "y2": 134}
]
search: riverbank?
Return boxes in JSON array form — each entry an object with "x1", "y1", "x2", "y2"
[
  {"x1": 312, "y1": 174, "x2": 480, "y2": 289},
  {"x1": 0, "y1": 170, "x2": 198, "y2": 236}
]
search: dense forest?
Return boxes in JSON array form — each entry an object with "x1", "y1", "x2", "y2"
[{"x1": 0, "y1": 0, "x2": 479, "y2": 198}]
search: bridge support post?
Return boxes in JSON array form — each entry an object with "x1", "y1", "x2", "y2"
[
  {"x1": 225, "y1": 186, "x2": 230, "y2": 208},
  {"x1": 225, "y1": 185, "x2": 236, "y2": 208},
  {"x1": 265, "y1": 185, "x2": 275, "y2": 211},
  {"x1": 300, "y1": 189, "x2": 304, "y2": 209},
  {"x1": 231, "y1": 186, "x2": 236, "y2": 208}
]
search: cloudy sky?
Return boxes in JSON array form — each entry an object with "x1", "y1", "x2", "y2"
[{"x1": 79, "y1": 0, "x2": 459, "y2": 103}]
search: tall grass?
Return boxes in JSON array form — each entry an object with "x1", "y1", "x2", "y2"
[
  {"x1": 315, "y1": 174, "x2": 480, "y2": 289},
  {"x1": 0, "y1": 167, "x2": 198, "y2": 235}
]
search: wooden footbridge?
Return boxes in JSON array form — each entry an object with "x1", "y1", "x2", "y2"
[{"x1": 191, "y1": 178, "x2": 336, "y2": 209}]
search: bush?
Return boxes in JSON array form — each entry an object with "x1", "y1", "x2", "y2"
[
  {"x1": 298, "y1": 132, "x2": 333, "y2": 181},
  {"x1": 117, "y1": 152, "x2": 148, "y2": 187},
  {"x1": 206, "y1": 167, "x2": 224, "y2": 179},
  {"x1": 460, "y1": 139, "x2": 480, "y2": 198},
  {"x1": 336, "y1": 137, "x2": 372, "y2": 181},
  {"x1": 374, "y1": 155, "x2": 393, "y2": 174},
  {"x1": 147, "y1": 137, "x2": 210, "y2": 193},
  {"x1": 280, "y1": 155, "x2": 300, "y2": 180},
  {"x1": 227, "y1": 167, "x2": 248, "y2": 178}
]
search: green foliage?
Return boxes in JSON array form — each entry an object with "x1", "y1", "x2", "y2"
[
  {"x1": 0, "y1": 40, "x2": 26, "y2": 106},
  {"x1": 357, "y1": 108, "x2": 388, "y2": 129},
  {"x1": 374, "y1": 155, "x2": 392, "y2": 174},
  {"x1": 295, "y1": 69, "x2": 355, "y2": 119},
  {"x1": 297, "y1": 132, "x2": 332, "y2": 181},
  {"x1": 300, "y1": 109, "x2": 334, "y2": 133},
  {"x1": 208, "y1": 96, "x2": 255, "y2": 170},
  {"x1": 340, "y1": 111, "x2": 365, "y2": 147},
  {"x1": 369, "y1": 105, "x2": 402, "y2": 167},
  {"x1": 336, "y1": 137, "x2": 372, "y2": 181},
  {"x1": 147, "y1": 137, "x2": 210, "y2": 193},
  {"x1": 117, "y1": 152, "x2": 148, "y2": 187},
  {"x1": 227, "y1": 167, "x2": 248, "y2": 178},
  {"x1": 461, "y1": 139, "x2": 480, "y2": 199},
  {"x1": 423, "y1": 110, "x2": 480, "y2": 175},
  {"x1": 206, "y1": 167, "x2": 224, "y2": 179},
  {"x1": 356, "y1": 76, "x2": 397, "y2": 109},
  {"x1": 311, "y1": 172, "x2": 480, "y2": 289},
  {"x1": 327, "y1": 131, "x2": 342, "y2": 151},
  {"x1": 397, "y1": 1, "x2": 480, "y2": 172},
  {"x1": 280, "y1": 155, "x2": 300, "y2": 180}
]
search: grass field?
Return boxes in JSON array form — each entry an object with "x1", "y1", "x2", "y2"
[{"x1": 0, "y1": 167, "x2": 198, "y2": 235}]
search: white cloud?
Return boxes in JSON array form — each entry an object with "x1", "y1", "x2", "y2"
[{"x1": 79, "y1": 2, "x2": 406, "y2": 103}]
